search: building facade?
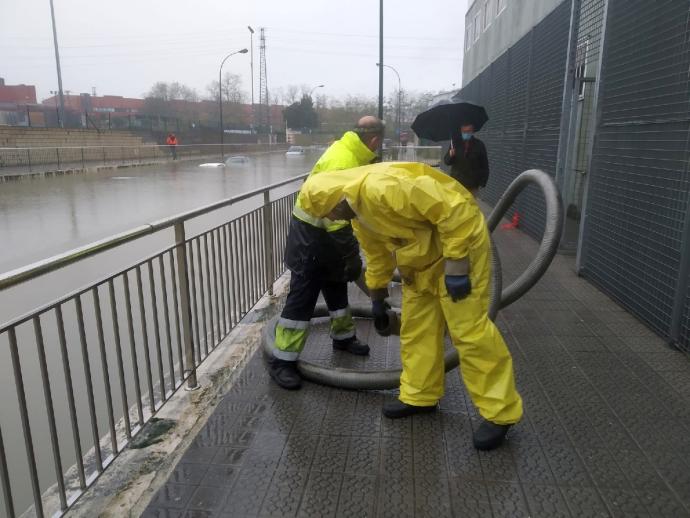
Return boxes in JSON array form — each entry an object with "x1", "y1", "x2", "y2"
[{"x1": 459, "y1": 0, "x2": 690, "y2": 352}]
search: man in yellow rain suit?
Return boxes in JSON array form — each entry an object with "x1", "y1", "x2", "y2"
[
  {"x1": 296, "y1": 161, "x2": 523, "y2": 450},
  {"x1": 267, "y1": 116, "x2": 385, "y2": 390}
]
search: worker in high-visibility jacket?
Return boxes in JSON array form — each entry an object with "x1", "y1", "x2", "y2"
[
  {"x1": 296, "y1": 161, "x2": 523, "y2": 451},
  {"x1": 267, "y1": 116, "x2": 385, "y2": 390},
  {"x1": 165, "y1": 133, "x2": 178, "y2": 160}
]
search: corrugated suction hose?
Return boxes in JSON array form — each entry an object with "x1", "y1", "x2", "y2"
[{"x1": 262, "y1": 169, "x2": 563, "y2": 390}]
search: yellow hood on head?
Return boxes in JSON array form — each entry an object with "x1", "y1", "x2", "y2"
[
  {"x1": 297, "y1": 161, "x2": 463, "y2": 218},
  {"x1": 297, "y1": 166, "x2": 369, "y2": 218}
]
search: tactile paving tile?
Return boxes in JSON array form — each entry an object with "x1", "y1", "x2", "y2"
[{"x1": 142, "y1": 220, "x2": 690, "y2": 517}]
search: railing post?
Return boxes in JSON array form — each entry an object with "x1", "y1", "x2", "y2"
[
  {"x1": 27, "y1": 148, "x2": 32, "y2": 172},
  {"x1": 262, "y1": 191, "x2": 276, "y2": 296},
  {"x1": 56, "y1": 147, "x2": 60, "y2": 170},
  {"x1": 174, "y1": 222, "x2": 199, "y2": 389},
  {"x1": 0, "y1": 424, "x2": 15, "y2": 518},
  {"x1": 81, "y1": 146, "x2": 85, "y2": 170}
]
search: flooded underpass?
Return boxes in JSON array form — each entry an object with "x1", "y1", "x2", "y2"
[{"x1": 0, "y1": 151, "x2": 317, "y2": 514}]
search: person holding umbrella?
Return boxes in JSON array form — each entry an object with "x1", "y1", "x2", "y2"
[
  {"x1": 412, "y1": 101, "x2": 490, "y2": 194},
  {"x1": 444, "y1": 123, "x2": 490, "y2": 195}
]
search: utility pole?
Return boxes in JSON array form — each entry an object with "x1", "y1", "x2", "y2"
[
  {"x1": 259, "y1": 28, "x2": 270, "y2": 143},
  {"x1": 248, "y1": 26, "x2": 255, "y2": 134},
  {"x1": 49, "y1": 0, "x2": 65, "y2": 128},
  {"x1": 377, "y1": 63, "x2": 401, "y2": 144},
  {"x1": 378, "y1": 0, "x2": 384, "y2": 120}
]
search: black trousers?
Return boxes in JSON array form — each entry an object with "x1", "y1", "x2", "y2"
[{"x1": 281, "y1": 271, "x2": 349, "y2": 321}]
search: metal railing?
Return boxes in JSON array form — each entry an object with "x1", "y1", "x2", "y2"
[
  {"x1": 383, "y1": 145, "x2": 443, "y2": 165},
  {"x1": 0, "y1": 172, "x2": 307, "y2": 517},
  {"x1": 0, "y1": 144, "x2": 287, "y2": 178}
]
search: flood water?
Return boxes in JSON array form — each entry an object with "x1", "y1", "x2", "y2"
[
  {"x1": 0, "y1": 150, "x2": 318, "y2": 516},
  {"x1": 0, "y1": 151, "x2": 315, "y2": 320}
]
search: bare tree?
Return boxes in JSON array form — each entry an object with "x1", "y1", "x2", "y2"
[
  {"x1": 206, "y1": 73, "x2": 247, "y2": 104},
  {"x1": 284, "y1": 85, "x2": 300, "y2": 105}
]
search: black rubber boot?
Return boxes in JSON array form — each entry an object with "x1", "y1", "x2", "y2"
[
  {"x1": 382, "y1": 399, "x2": 437, "y2": 419},
  {"x1": 267, "y1": 357, "x2": 302, "y2": 390},
  {"x1": 472, "y1": 420, "x2": 512, "y2": 451},
  {"x1": 332, "y1": 337, "x2": 370, "y2": 356}
]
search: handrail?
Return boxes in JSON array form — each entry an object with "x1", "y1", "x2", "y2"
[
  {"x1": 0, "y1": 172, "x2": 309, "y2": 291},
  {"x1": 0, "y1": 143, "x2": 285, "y2": 151}
]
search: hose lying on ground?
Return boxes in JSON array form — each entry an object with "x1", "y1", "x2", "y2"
[{"x1": 262, "y1": 169, "x2": 563, "y2": 390}]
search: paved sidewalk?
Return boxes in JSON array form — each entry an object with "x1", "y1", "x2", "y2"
[{"x1": 143, "y1": 223, "x2": 690, "y2": 518}]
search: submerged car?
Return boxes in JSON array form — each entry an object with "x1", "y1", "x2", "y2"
[
  {"x1": 285, "y1": 146, "x2": 305, "y2": 156},
  {"x1": 227, "y1": 155, "x2": 250, "y2": 164}
]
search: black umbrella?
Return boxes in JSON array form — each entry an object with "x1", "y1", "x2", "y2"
[{"x1": 411, "y1": 101, "x2": 488, "y2": 142}]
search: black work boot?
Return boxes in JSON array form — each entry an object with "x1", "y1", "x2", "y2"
[
  {"x1": 383, "y1": 399, "x2": 437, "y2": 419},
  {"x1": 332, "y1": 337, "x2": 370, "y2": 356},
  {"x1": 267, "y1": 357, "x2": 302, "y2": 390},
  {"x1": 472, "y1": 420, "x2": 512, "y2": 451}
]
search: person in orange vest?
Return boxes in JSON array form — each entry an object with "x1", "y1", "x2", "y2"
[{"x1": 166, "y1": 133, "x2": 179, "y2": 160}]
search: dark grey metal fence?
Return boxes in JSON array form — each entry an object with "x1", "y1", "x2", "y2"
[
  {"x1": 457, "y1": 0, "x2": 572, "y2": 239},
  {"x1": 579, "y1": 0, "x2": 690, "y2": 350}
]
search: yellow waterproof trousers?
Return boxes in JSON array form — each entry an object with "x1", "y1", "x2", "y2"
[{"x1": 398, "y1": 233, "x2": 523, "y2": 425}]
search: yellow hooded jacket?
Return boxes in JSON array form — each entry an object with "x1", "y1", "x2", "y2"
[
  {"x1": 293, "y1": 131, "x2": 376, "y2": 232},
  {"x1": 297, "y1": 161, "x2": 487, "y2": 293}
]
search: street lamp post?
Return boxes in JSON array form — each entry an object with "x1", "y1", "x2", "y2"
[
  {"x1": 377, "y1": 63, "x2": 402, "y2": 145},
  {"x1": 309, "y1": 84, "x2": 325, "y2": 98},
  {"x1": 378, "y1": 0, "x2": 384, "y2": 120},
  {"x1": 308, "y1": 85, "x2": 324, "y2": 135},
  {"x1": 248, "y1": 26, "x2": 255, "y2": 134},
  {"x1": 49, "y1": 0, "x2": 65, "y2": 128},
  {"x1": 219, "y1": 48, "x2": 248, "y2": 161}
]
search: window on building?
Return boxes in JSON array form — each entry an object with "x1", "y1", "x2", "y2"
[
  {"x1": 474, "y1": 13, "x2": 481, "y2": 42},
  {"x1": 484, "y1": 0, "x2": 494, "y2": 29},
  {"x1": 576, "y1": 39, "x2": 589, "y2": 99},
  {"x1": 465, "y1": 24, "x2": 471, "y2": 52},
  {"x1": 497, "y1": 0, "x2": 507, "y2": 14}
]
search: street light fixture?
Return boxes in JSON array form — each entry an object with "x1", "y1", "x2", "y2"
[
  {"x1": 248, "y1": 26, "x2": 255, "y2": 134},
  {"x1": 309, "y1": 84, "x2": 325, "y2": 98},
  {"x1": 377, "y1": 63, "x2": 402, "y2": 145},
  {"x1": 219, "y1": 48, "x2": 249, "y2": 161}
]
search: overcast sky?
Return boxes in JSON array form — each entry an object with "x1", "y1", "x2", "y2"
[{"x1": 0, "y1": 0, "x2": 467, "y2": 103}]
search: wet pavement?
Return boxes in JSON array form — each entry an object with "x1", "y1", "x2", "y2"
[{"x1": 142, "y1": 220, "x2": 690, "y2": 517}]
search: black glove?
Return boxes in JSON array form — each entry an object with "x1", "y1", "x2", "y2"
[
  {"x1": 445, "y1": 275, "x2": 472, "y2": 302},
  {"x1": 372, "y1": 299, "x2": 391, "y2": 336},
  {"x1": 343, "y1": 254, "x2": 363, "y2": 282}
]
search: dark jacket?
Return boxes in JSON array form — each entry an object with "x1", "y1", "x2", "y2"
[
  {"x1": 443, "y1": 135, "x2": 489, "y2": 190},
  {"x1": 284, "y1": 216, "x2": 359, "y2": 281}
]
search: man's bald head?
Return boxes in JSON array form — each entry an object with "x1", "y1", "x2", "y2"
[{"x1": 354, "y1": 115, "x2": 385, "y2": 151}]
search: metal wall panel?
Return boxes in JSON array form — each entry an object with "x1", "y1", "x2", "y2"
[
  {"x1": 458, "y1": 1, "x2": 571, "y2": 239},
  {"x1": 581, "y1": 0, "x2": 690, "y2": 344},
  {"x1": 682, "y1": 275, "x2": 690, "y2": 350}
]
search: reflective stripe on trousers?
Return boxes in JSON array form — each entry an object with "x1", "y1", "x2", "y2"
[
  {"x1": 329, "y1": 307, "x2": 355, "y2": 341},
  {"x1": 273, "y1": 317, "x2": 309, "y2": 361}
]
